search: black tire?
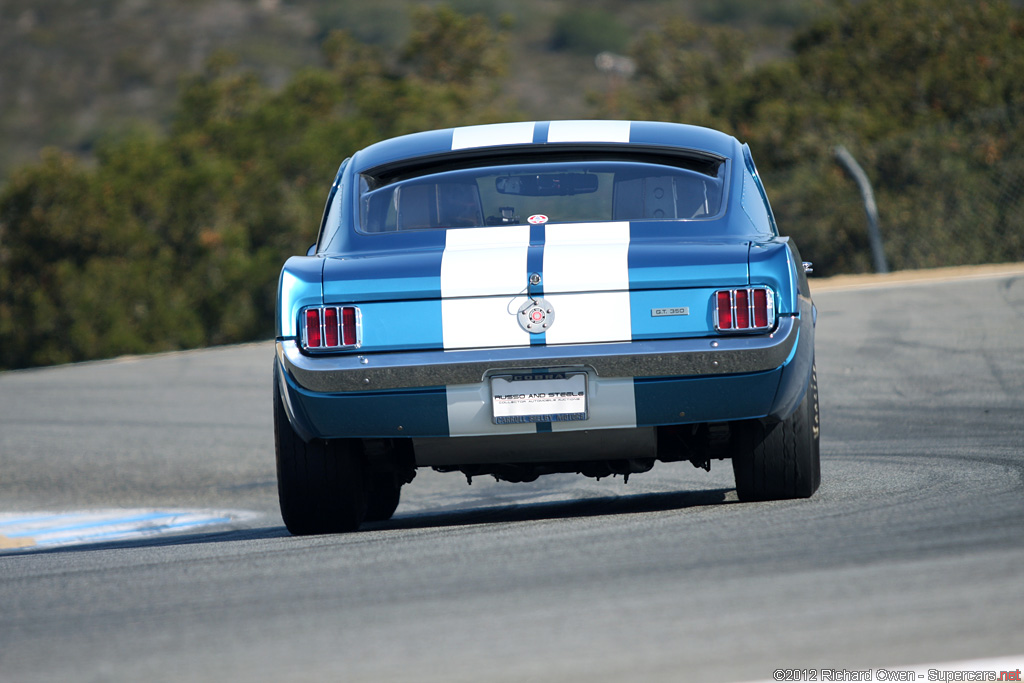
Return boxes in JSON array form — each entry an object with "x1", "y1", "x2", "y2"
[
  {"x1": 364, "y1": 473, "x2": 402, "y2": 523},
  {"x1": 274, "y1": 366, "x2": 367, "y2": 535},
  {"x1": 732, "y1": 363, "x2": 820, "y2": 501}
]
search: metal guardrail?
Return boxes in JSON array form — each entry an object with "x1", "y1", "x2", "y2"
[{"x1": 833, "y1": 145, "x2": 889, "y2": 274}]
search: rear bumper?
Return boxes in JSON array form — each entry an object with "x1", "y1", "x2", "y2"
[
  {"x1": 280, "y1": 315, "x2": 799, "y2": 393},
  {"x1": 276, "y1": 299, "x2": 814, "y2": 443}
]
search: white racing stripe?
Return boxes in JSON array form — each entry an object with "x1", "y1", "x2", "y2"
[
  {"x1": 0, "y1": 509, "x2": 259, "y2": 552},
  {"x1": 441, "y1": 296, "x2": 533, "y2": 350},
  {"x1": 451, "y1": 122, "x2": 536, "y2": 150},
  {"x1": 441, "y1": 226, "x2": 530, "y2": 297},
  {"x1": 543, "y1": 222, "x2": 632, "y2": 345},
  {"x1": 441, "y1": 226, "x2": 531, "y2": 350},
  {"x1": 439, "y1": 216, "x2": 635, "y2": 434},
  {"x1": 446, "y1": 373, "x2": 637, "y2": 437},
  {"x1": 450, "y1": 121, "x2": 632, "y2": 149},
  {"x1": 547, "y1": 120, "x2": 631, "y2": 143},
  {"x1": 446, "y1": 383, "x2": 537, "y2": 437},
  {"x1": 551, "y1": 375, "x2": 637, "y2": 431},
  {"x1": 542, "y1": 222, "x2": 631, "y2": 292},
  {"x1": 544, "y1": 291, "x2": 632, "y2": 345}
]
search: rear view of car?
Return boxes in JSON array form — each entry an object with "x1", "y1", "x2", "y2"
[{"x1": 274, "y1": 120, "x2": 819, "y2": 535}]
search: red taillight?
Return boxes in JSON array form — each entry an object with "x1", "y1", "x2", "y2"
[
  {"x1": 301, "y1": 306, "x2": 361, "y2": 351},
  {"x1": 342, "y1": 306, "x2": 357, "y2": 347},
  {"x1": 305, "y1": 309, "x2": 322, "y2": 348},
  {"x1": 716, "y1": 291, "x2": 732, "y2": 330},
  {"x1": 323, "y1": 307, "x2": 339, "y2": 347},
  {"x1": 753, "y1": 288, "x2": 769, "y2": 328},
  {"x1": 734, "y1": 289, "x2": 750, "y2": 329},
  {"x1": 714, "y1": 288, "x2": 774, "y2": 332}
]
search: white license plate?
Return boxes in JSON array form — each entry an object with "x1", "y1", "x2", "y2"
[{"x1": 491, "y1": 372, "x2": 588, "y2": 424}]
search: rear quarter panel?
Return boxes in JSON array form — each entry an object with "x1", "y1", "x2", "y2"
[{"x1": 277, "y1": 256, "x2": 323, "y2": 339}]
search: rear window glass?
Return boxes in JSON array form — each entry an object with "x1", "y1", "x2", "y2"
[{"x1": 358, "y1": 160, "x2": 726, "y2": 233}]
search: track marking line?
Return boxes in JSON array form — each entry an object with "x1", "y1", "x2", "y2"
[
  {"x1": 0, "y1": 534, "x2": 35, "y2": 549},
  {"x1": 0, "y1": 509, "x2": 260, "y2": 553}
]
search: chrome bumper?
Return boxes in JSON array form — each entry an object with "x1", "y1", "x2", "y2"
[{"x1": 278, "y1": 315, "x2": 799, "y2": 393}]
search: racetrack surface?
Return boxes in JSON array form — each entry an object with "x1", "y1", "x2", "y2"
[{"x1": 1, "y1": 267, "x2": 1022, "y2": 682}]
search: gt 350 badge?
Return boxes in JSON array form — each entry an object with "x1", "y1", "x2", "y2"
[
  {"x1": 518, "y1": 298, "x2": 554, "y2": 333},
  {"x1": 651, "y1": 307, "x2": 689, "y2": 317}
]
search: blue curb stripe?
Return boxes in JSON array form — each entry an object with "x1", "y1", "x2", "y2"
[
  {"x1": 0, "y1": 510, "x2": 255, "y2": 553},
  {"x1": 34, "y1": 517, "x2": 234, "y2": 546},
  {"x1": 4, "y1": 511, "x2": 180, "y2": 538}
]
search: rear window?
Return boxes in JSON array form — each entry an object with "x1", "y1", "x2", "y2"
[{"x1": 358, "y1": 159, "x2": 726, "y2": 233}]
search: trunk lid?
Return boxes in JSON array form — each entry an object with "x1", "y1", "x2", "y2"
[{"x1": 322, "y1": 225, "x2": 752, "y2": 351}]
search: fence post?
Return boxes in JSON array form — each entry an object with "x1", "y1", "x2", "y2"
[{"x1": 833, "y1": 145, "x2": 889, "y2": 273}]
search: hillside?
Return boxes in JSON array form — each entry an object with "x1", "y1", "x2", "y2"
[
  {"x1": 0, "y1": 0, "x2": 820, "y2": 180},
  {"x1": 3, "y1": 0, "x2": 1021, "y2": 370}
]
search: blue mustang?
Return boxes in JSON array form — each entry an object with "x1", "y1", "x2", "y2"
[{"x1": 274, "y1": 120, "x2": 819, "y2": 534}]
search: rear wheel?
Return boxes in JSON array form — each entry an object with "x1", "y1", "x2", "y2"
[
  {"x1": 274, "y1": 366, "x2": 367, "y2": 534},
  {"x1": 732, "y1": 363, "x2": 820, "y2": 501},
  {"x1": 364, "y1": 473, "x2": 402, "y2": 523}
]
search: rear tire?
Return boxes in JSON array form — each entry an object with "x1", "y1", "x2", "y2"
[
  {"x1": 364, "y1": 473, "x2": 402, "y2": 523},
  {"x1": 274, "y1": 365, "x2": 367, "y2": 534},
  {"x1": 732, "y1": 363, "x2": 820, "y2": 501}
]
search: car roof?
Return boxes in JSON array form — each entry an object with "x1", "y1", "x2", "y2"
[{"x1": 351, "y1": 120, "x2": 741, "y2": 175}]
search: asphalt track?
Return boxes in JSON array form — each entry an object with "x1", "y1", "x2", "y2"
[{"x1": 1, "y1": 266, "x2": 1022, "y2": 682}]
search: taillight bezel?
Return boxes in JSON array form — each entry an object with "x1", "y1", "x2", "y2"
[
  {"x1": 300, "y1": 305, "x2": 362, "y2": 352},
  {"x1": 713, "y1": 287, "x2": 776, "y2": 333}
]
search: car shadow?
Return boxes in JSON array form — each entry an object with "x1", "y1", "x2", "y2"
[
  {"x1": 2, "y1": 487, "x2": 735, "y2": 557},
  {"x1": 369, "y1": 486, "x2": 735, "y2": 532}
]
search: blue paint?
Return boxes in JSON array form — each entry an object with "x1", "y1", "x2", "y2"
[
  {"x1": 527, "y1": 223, "x2": 545, "y2": 296},
  {"x1": 356, "y1": 299, "x2": 444, "y2": 351},
  {"x1": 627, "y1": 240, "x2": 749, "y2": 290},
  {"x1": 527, "y1": 222, "x2": 546, "y2": 346},
  {"x1": 321, "y1": 249, "x2": 444, "y2": 302},
  {"x1": 282, "y1": 369, "x2": 450, "y2": 439},
  {"x1": 748, "y1": 239, "x2": 798, "y2": 314},
  {"x1": 628, "y1": 121, "x2": 739, "y2": 159},
  {"x1": 352, "y1": 127, "x2": 458, "y2": 174},
  {"x1": 766, "y1": 298, "x2": 816, "y2": 421},
  {"x1": 532, "y1": 121, "x2": 551, "y2": 144},
  {"x1": 628, "y1": 288, "x2": 719, "y2": 339},
  {"x1": 739, "y1": 162, "x2": 775, "y2": 237},
  {"x1": 276, "y1": 256, "x2": 324, "y2": 338},
  {"x1": 350, "y1": 121, "x2": 740, "y2": 188},
  {"x1": 529, "y1": 223, "x2": 545, "y2": 247},
  {"x1": 276, "y1": 120, "x2": 816, "y2": 448},
  {"x1": 742, "y1": 143, "x2": 779, "y2": 235},
  {"x1": 633, "y1": 369, "x2": 784, "y2": 426}
]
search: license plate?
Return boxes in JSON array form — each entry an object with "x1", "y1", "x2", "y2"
[{"x1": 491, "y1": 372, "x2": 588, "y2": 424}]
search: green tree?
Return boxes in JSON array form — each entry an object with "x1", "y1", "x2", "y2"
[
  {"x1": 0, "y1": 6, "x2": 515, "y2": 370},
  {"x1": 0, "y1": 146, "x2": 206, "y2": 368},
  {"x1": 611, "y1": 0, "x2": 1024, "y2": 274},
  {"x1": 606, "y1": 18, "x2": 748, "y2": 130}
]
